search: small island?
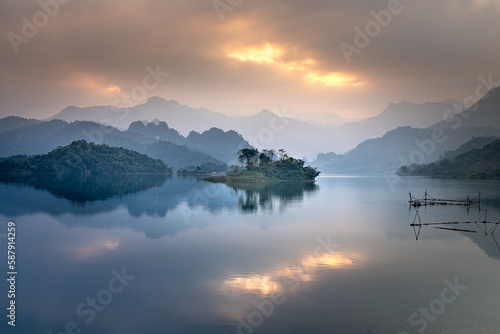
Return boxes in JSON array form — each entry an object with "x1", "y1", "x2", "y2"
[{"x1": 205, "y1": 148, "x2": 320, "y2": 183}]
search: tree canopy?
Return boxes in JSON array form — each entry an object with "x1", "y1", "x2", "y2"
[
  {"x1": 0, "y1": 140, "x2": 172, "y2": 175},
  {"x1": 209, "y1": 148, "x2": 320, "y2": 183}
]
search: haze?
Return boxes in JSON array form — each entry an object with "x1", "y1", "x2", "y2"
[{"x1": 1, "y1": 0, "x2": 500, "y2": 119}]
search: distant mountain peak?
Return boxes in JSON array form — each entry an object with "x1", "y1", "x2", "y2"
[
  {"x1": 146, "y1": 96, "x2": 166, "y2": 103},
  {"x1": 254, "y1": 109, "x2": 279, "y2": 119}
]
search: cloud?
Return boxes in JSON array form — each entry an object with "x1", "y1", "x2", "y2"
[{"x1": 0, "y1": 0, "x2": 499, "y2": 119}]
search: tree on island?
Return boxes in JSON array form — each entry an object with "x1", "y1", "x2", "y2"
[
  {"x1": 214, "y1": 148, "x2": 320, "y2": 182},
  {"x1": 237, "y1": 148, "x2": 259, "y2": 169}
]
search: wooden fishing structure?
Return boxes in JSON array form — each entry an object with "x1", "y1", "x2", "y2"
[
  {"x1": 408, "y1": 190, "x2": 480, "y2": 208},
  {"x1": 410, "y1": 209, "x2": 500, "y2": 243}
]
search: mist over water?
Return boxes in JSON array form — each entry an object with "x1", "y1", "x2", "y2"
[{"x1": 2, "y1": 175, "x2": 500, "y2": 333}]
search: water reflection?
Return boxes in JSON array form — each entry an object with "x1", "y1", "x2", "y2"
[
  {"x1": 227, "y1": 182, "x2": 318, "y2": 213},
  {"x1": 222, "y1": 251, "x2": 362, "y2": 296},
  {"x1": 409, "y1": 208, "x2": 500, "y2": 260},
  {"x1": 0, "y1": 176, "x2": 318, "y2": 239},
  {"x1": 3, "y1": 175, "x2": 500, "y2": 333},
  {"x1": 0, "y1": 173, "x2": 169, "y2": 202}
]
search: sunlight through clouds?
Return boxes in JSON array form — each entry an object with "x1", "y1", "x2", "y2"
[
  {"x1": 227, "y1": 44, "x2": 282, "y2": 64},
  {"x1": 304, "y1": 72, "x2": 365, "y2": 87},
  {"x1": 61, "y1": 72, "x2": 122, "y2": 95},
  {"x1": 226, "y1": 44, "x2": 363, "y2": 87}
]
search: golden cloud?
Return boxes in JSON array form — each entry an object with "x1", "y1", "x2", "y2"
[{"x1": 226, "y1": 44, "x2": 364, "y2": 87}]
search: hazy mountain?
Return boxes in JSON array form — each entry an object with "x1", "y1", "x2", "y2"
[
  {"x1": 293, "y1": 111, "x2": 349, "y2": 127},
  {"x1": 49, "y1": 97, "x2": 232, "y2": 133},
  {"x1": 440, "y1": 136, "x2": 497, "y2": 160},
  {"x1": 124, "y1": 121, "x2": 251, "y2": 162},
  {"x1": 227, "y1": 109, "x2": 338, "y2": 160},
  {"x1": 312, "y1": 126, "x2": 500, "y2": 174},
  {"x1": 49, "y1": 99, "x2": 336, "y2": 159},
  {"x1": 398, "y1": 138, "x2": 500, "y2": 179},
  {"x1": 313, "y1": 88, "x2": 500, "y2": 174},
  {"x1": 434, "y1": 86, "x2": 500, "y2": 129},
  {"x1": 127, "y1": 120, "x2": 185, "y2": 145},
  {"x1": 143, "y1": 141, "x2": 222, "y2": 170},
  {"x1": 48, "y1": 96, "x2": 466, "y2": 158},
  {"x1": 0, "y1": 116, "x2": 41, "y2": 133},
  {"x1": 185, "y1": 127, "x2": 251, "y2": 162},
  {"x1": 327, "y1": 101, "x2": 457, "y2": 153},
  {"x1": 0, "y1": 119, "x2": 250, "y2": 168}
]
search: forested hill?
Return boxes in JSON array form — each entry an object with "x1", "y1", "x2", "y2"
[
  {"x1": 0, "y1": 140, "x2": 171, "y2": 175},
  {"x1": 397, "y1": 138, "x2": 500, "y2": 179}
]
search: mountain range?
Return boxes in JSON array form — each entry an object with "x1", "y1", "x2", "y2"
[
  {"x1": 398, "y1": 137, "x2": 500, "y2": 179},
  {"x1": 2, "y1": 87, "x2": 499, "y2": 174},
  {"x1": 48, "y1": 96, "x2": 460, "y2": 158},
  {"x1": 0, "y1": 119, "x2": 251, "y2": 169},
  {"x1": 312, "y1": 87, "x2": 500, "y2": 173}
]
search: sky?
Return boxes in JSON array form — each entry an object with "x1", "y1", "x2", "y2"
[{"x1": 1, "y1": 0, "x2": 500, "y2": 120}]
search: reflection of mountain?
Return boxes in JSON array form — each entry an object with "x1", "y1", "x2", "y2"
[
  {"x1": 226, "y1": 182, "x2": 318, "y2": 213},
  {"x1": 0, "y1": 176, "x2": 318, "y2": 239},
  {"x1": 0, "y1": 174, "x2": 169, "y2": 202}
]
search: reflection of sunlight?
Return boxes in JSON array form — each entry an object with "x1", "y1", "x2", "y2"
[
  {"x1": 224, "y1": 275, "x2": 279, "y2": 295},
  {"x1": 221, "y1": 252, "x2": 362, "y2": 295},
  {"x1": 226, "y1": 44, "x2": 363, "y2": 87},
  {"x1": 301, "y1": 252, "x2": 359, "y2": 268},
  {"x1": 67, "y1": 239, "x2": 120, "y2": 261}
]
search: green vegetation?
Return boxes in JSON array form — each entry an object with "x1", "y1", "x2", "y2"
[
  {"x1": 144, "y1": 141, "x2": 225, "y2": 170},
  {"x1": 206, "y1": 149, "x2": 320, "y2": 183},
  {"x1": 177, "y1": 162, "x2": 229, "y2": 175},
  {"x1": 0, "y1": 140, "x2": 172, "y2": 175},
  {"x1": 397, "y1": 138, "x2": 500, "y2": 179}
]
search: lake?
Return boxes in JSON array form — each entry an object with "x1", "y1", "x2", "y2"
[{"x1": 1, "y1": 174, "x2": 500, "y2": 333}]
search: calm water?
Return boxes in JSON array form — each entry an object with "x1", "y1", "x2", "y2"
[{"x1": 1, "y1": 174, "x2": 500, "y2": 333}]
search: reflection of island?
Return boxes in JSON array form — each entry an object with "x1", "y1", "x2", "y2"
[
  {"x1": 0, "y1": 174, "x2": 169, "y2": 202},
  {"x1": 227, "y1": 182, "x2": 318, "y2": 213},
  {"x1": 0, "y1": 175, "x2": 318, "y2": 239}
]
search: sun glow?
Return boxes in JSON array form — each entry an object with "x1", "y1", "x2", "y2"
[
  {"x1": 226, "y1": 44, "x2": 363, "y2": 87},
  {"x1": 304, "y1": 72, "x2": 364, "y2": 87},
  {"x1": 227, "y1": 44, "x2": 282, "y2": 64},
  {"x1": 61, "y1": 72, "x2": 122, "y2": 95}
]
